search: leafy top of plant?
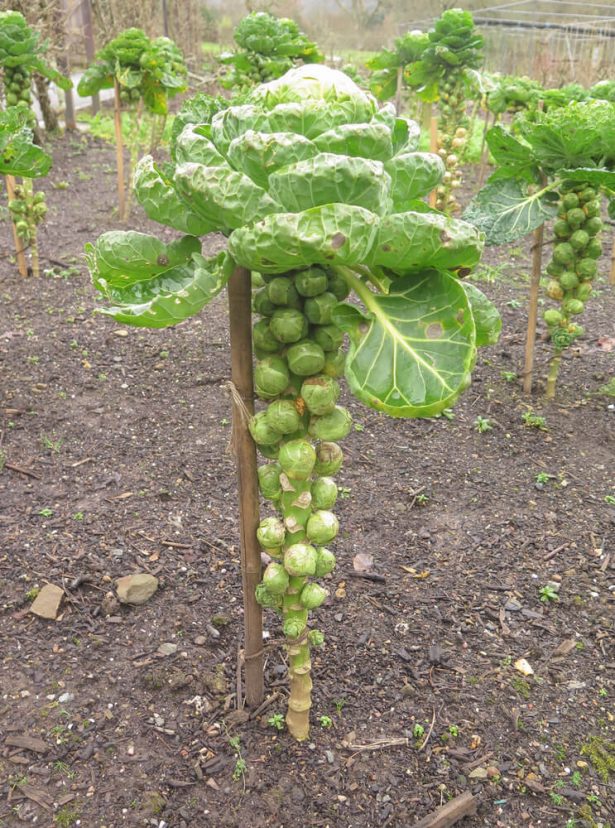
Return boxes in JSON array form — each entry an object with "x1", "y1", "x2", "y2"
[
  {"x1": 0, "y1": 11, "x2": 72, "y2": 90},
  {"x1": 87, "y1": 63, "x2": 500, "y2": 419},
  {"x1": 0, "y1": 105, "x2": 51, "y2": 177},
  {"x1": 77, "y1": 28, "x2": 187, "y2": 114}
]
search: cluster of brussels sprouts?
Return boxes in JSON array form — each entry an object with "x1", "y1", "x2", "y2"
[
  {"x1": 249, "y1": 264, "x2": 351, "y2": 648},
  {"x1": 8, "y1": 180, "x2": 46, "y2": 275},
  {"x1": 435, "y1": 79, "x2": 468, "y2": 213},
  {"x1": 544, "y1": 183, "x2": 602, "y2": 349},
  {"x1": 2, "y1": 63, "x2": 31, "y2": 107}
]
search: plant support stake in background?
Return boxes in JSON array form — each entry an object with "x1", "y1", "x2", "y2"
[
  {"x1": 113, "y1": 79, "x2": 126, "y2": 222},
  {"x1": 523, "y1": 223, "x2": 544, "y2": 394}
]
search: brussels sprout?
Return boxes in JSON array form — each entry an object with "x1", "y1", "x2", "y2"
[
  {"x1": 259, "y1": 443, "x2": 280, "y2": 460},
  {"x1": 558, "y1": 271, "x2": 579, "y2": 291},
  {"x1": 306, "y1": 510, "x2": 339, "y2": 544},
  {"x1": 286, "y1": 339, "x2": 326, "y2": 376},
  {"x1": 314, "y1": 441, "x2": 344, "y2": 475},
  {"x1": 267, "y1": 276, "x2": 301, "y2": 307},
  {"x1": 301, "y1": 375, "x2": 340, "y2": 415},
  {"x1": 563, "y1": 298, "x2": 584, "y2": 315},
  {"x1": 576, "y1": 258, "x2": 597, "y2": 280},
  {"x1": 263, "y1": 561, "x2": 290, "y2": 594},
  {"x1": 300, "y1": 582, "x2": 328, "y2": 609},
  {"x1": 255, "y1": 583, "x2": 282, "y2": 609},
  {"x1": 326, "y1": 271, "x2": 351, "y2": 301},
  {"x1": 566, "y1": 208, "x2": 586, "y2": 228},
  {"x1": 584, "y1": 217, "x2": 603, "y2": 236},
  {"x1": 562, "y1": 193, "x2": 579, "y2": 210},
  {"x1": 314, "y1": 546, "x2": 336, "y2": 577},
  {"x1": 294, "y1": 267, "x2": 328, "y2": 297},
  {"x1": 322, "y1": 350, "x2": 346, "y2": 377},
  {"x1": 578, "y1": 188, "x2": 596, "y2": 204},
  {"x1": 254, "y1": 356, "x2": 290, "y2": 398},
  {"x1": 312, "y1": 324, "x2": 344, "y2": 352},
  {"x1": 546, "y1": 261, "x2": 565, "y2": 277},
  {"x1": 584, "y1": 238, "x2": 602, "y2": 259},
  {"x1": 253, "y1": 287, "x2": 276, "y2": 317},
  {"x1": 278, "y1": 438, "x2": 316, "y2": 480},
  {"x1": 309, "y1": 405, "x2": 352, "y2": 441},
  {"x1": 249, "y1": 410, "x2": 281, "y2": 445},
  {"x1": 546, "y1": 280, "x2": 564, "y2": 301},
  {"x1": 284, "y1": 543, "x2": 317, "y2": 576},
  {"x1": 553, "y1": 243, "x2": 575, "y2": 266},
  {"x1": 253, "y1": 318, "x2": 281, "y2": 353},
  {"x1": 257, "y1": 516, "x2": 286, "y2": 548},
  {"x1": 311, "y1": 476, "x2": 338, "y2": 510},
  {"x1": 251, "y1": 271, "x2": 265, "y2": 288},
  {"x1": 281, "y1": 484, "x2": 312, "y2": 531},
  {"x1": 569, "y1": 230, "x2": 589, "y2": 251},
  {"x1": 583, "y1": 200, "x2": 601, "y2": 218},
  {"x1": 576, "y1": 282, "x2": 592, "y2": 301},
  {"x1": 283, "y1": 611, "x2": 308, "y2": 638},
  {"x1": 308, "y1": 629, "x2": 325, "y2": 646},
  {"x1": 266, "y1": 398, "x2": 302, "y2": 434},
  {"x1": 258, "y1": 462, "x2": 282, "y2": 499},
  {"x1": 543, "y1": 308, "x2": 563, "y2": 326},
  {"x1": 270, "y1": 308, "x2": 308, "y2": 343},
  {"x1": 303, "y1": 292, "x2": 338, "y2": 325},
  {"x1": 553, "y1": 219, "x2": 571, "y2": 239}
]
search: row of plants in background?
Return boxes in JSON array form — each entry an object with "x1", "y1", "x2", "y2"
[
  {"x1": 0, "y1": 10, "x2": 69, "y2": 276},
  {"x1": 465, "y1": 99, "x2": 615, "y2": 397},
  {"x1": 77, "y1": 27, "x2": 188, "y2": 220},
  {"x1": 86, "y1": 64, "x2": 500, "y2": 739}
]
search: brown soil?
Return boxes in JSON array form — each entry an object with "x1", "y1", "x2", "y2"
[{"x1": 1, "y1": 133, "x2": 614, "y2": 828}]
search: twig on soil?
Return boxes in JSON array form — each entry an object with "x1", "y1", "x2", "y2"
[
  {"x1": 249, "y1": 691, "x2": 282, "y2": 720},
  {"x1": 4, "y1": 462, "x2": 41, "y2": 479},
  {"x1": 236, "y1": 644, "x2": 243, "y2": 710},
  {"x1": 344, "y1": 736, "x2": 408, "y2": 754},
  {"x1": 543, "y1": 542, "x2": 569, "y2": 561},
  {"x1": 348, "y1": 571, "x2": 387, "y2": 583},
  {"x1": 410, "y1": 791, "x2": 478, "y2": 828},
  {"x1": 418, "y1": 706, "x2": 437, "y2": 752}
]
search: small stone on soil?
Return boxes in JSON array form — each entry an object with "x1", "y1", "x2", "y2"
[
  {"x1": 116, "y1": 573, "x2": 159, "y2": 605},
  {"x1": 30, "y1": 583, "x2": 64, "y2": 620}
]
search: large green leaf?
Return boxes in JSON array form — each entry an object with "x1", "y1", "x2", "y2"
[
  {"x1": 265, "y1": 99, "x2": 376, "y2": 140},
  {"x1": 227, "y1": 130, "x2": 318, "y2": 188},
  {"x1": 0, "y1": 108, "x2": 51, "y2": 177},
  {"x1": 268, "y1": 153, "x2": 391, "y2": 215},
  {"x1": 332, "y1": 269, "x2": 475, "y2": 417},
  {"x1": 462, "y1": 282, "x2": 501, "y2": 346},
  {"x1": 173, "y1": 124, "x2": 229, "y2": 167},
  {"x1": 228, "y1": 203, "x2": 379, "y2": 273},
  {"x1": 385, "y1": 152, "x2": 444, "y2": 209},
  {"x1": 174, "y1": 162, "x2": 280, "y2": 231},
  {"x1": 485, "y1": 125, "x2": 537, "y2": 182},
  {"x1": 463, "y1": 179, "x2": 559, "y2": 245},
  {"x1": 211, "y1": 105, "x2": 269, "y2": 155},
  {"x1": 96, "y1": 252, "x2": 234, "y2": 328},
  {"x1": 557, "y1": 168, "x2": 615, "y2": 190},
  {"x1": 88, "y1": 231, "x2": 201, "y2": 287},
  {"x1": 30, "y1": 56, "x2": 73, "y2": 91},
  {"x1": 368, "y1": 211, "x2": 484, "y2": 273},
  {"x1": 133, "y1": 156, "x2": 214, "y2": 236},
  {"x1": 313, "y1": 122, "x2": 394, "y2": 161}
]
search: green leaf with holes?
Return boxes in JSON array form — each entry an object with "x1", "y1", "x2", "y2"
[
  {"x1": 95, "y1": 252, "x2": 233, "y2": 328},
  {"x1": 332, "y1": 269, "x2": 475, "y2": 417},
  {"x1": 462, "y1": 282, "x2": 501, "y2": 346},
  {"x1": 228, "y1": 203, "x2": 379, "y2": 274}
]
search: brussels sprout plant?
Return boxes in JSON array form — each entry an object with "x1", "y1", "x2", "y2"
[
  {"x1": 404, "y1": 9, "x2": 484, "y2": 214},
  {"x1": 464, "y1": 99, "x2": 615, "y2": 397},
  {"x1": 87, "y1": 65, "x2": 499, "y2": 740}
]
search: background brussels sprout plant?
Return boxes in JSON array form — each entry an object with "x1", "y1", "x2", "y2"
[
  {"x1": 464, "y1": 99, "x2": 615, "y2": 398},
  {"x1": 87, "y1": 64, "x2": 500, "y2": 740},
  {"x1": 77, "y1": 27, "x2": 188, "y2": 220}
]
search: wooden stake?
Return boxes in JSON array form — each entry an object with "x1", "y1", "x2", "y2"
[
  {"x1": 522, "y1": 223, "x2": 545, "y2": 394},
  {"x1": 82, "y1": 0, "x2": 99, "y2": 115},
  {"x1": 394, "y1": 65, "x2": 403, "y2": 115},
  {"x1": 227, "y1": 265, "x2": 264, "y2": 708},
  {"x1": 113, "y1": 79, "x2": 126, "y2": 222},
  {"x1": 428, "y1": 113, "x2": 438, "y2": 209},
  {"x1": 5, "y1": 175, "x2": 28, "y2": 277},
  {"x1": 609, "y1": 233, "x2": 615, "y2": 286},
  {"x1": 411, "y1": 791, "x2": 477, "y2": 828}
]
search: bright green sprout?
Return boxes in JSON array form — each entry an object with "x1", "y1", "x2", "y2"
[
  {"x1": 604, "y1": 495, "x2": 615, "y2": 505},
  {"x1": 268, "y1": 713, "x2": 285, "y2": 731},
  {"x1": 535, "y1": 472, "x2": 551, "y2": 485},
  {"x1": 38, "y1": 508, "x2": 54, "y2": 517},
  {"x1": 474, "y1": 415, "x2": 493, "y2": 433},
  {"x1": 500, "y1": 370, "x2": 517, "y2": 382},
  {"x1": 522, "y1": 411, "x2": 547, "y2": 430},
  {"x1": 539, "y1": 584, "x2": 559, "y2": 603},
  {"x1": 318, "y1": 715, "x2": 333, "y2": 729}
]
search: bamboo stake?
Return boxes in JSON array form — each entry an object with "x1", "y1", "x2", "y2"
[
  {"x1": 428, "y1": 113, "x2": 438, "y2": 209},
  {"x1": 4, "y1": 175, "x2": 28, "y2": 277},
  {"x1": 522, "y1": 222, "x2": 545, "y2": 394},
  {"x1": 227, "y1": 265, "x2": 264, "y2": 708},
  {"x1": 394, "y1": 65, "x2": 403, "y2": 115},
  {"x1": 113, "y1": 79, "x2": 126, "y2": 222},
  {"x1": 477, "y1": 110, "x2": 495, "y2": 188},
  {"x1": 82, "y1": 0, "x2": 99, "y2": 115},
  {"x1": 609, "y1": 234, "x2": 615, "y2": 286}
]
